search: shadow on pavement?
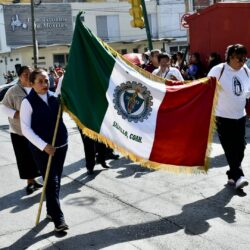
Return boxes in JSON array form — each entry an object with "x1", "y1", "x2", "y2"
[
  {"x1": 43, "y1": 186, "x2": 237, "y2": 249},
  {"x1": 63, "y1": 159, "x2": 85, "y2": 176},
  {"x1": 5, "y1": 219, "x2": 56, "y2": 250},
  {"x1": 208, "y1": 153, "x2": 228, "y2": 169},
  {"x1": 7, "y1": 186, "x2": 238, "y2": 250},
  {"x1": 212, "y1": 132, "x2": 221, "y2": 144},
  {"x1": 0, "y1": 160, "x2": 98, "y2": 213},
  {"x1": 0, "y1": 188, "x2": 41, "y2": 213},
  {"x1": 109, "y1": 157, "x2": 154, "y2": 179},
  {"x1": 63, "y1": 158, "x2": 109, "y2": 182},
  {"x1": 245, "y1": 121, "x2": 250, "y2": 143}
]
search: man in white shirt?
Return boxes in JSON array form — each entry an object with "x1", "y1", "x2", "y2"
[
  {"x1": 152, "y1": 53, "x2": 184, "y2": 81},
  {"x1": 208, "y1": 44, "x2": 250, "y2": 190}
]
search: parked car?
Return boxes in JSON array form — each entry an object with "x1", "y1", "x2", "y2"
[{"x1": 0, "y1": 78, "x2": 18, "y2": 102}]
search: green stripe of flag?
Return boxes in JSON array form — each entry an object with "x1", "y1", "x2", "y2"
[{"x1": 62, "y1": 12, "x2": 116, "y2": 132}]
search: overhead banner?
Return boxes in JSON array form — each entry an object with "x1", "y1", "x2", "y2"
[{"x1": 3, "y1": 4, "x2": 73, "y2": 46}]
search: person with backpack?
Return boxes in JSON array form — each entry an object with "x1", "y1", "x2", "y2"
[{"x1": 208, "y1": 44, "x2": 250, "y2": 190}]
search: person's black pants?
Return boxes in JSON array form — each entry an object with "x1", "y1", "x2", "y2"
[
  {"x1": 30, "y1": 144, "x2": 68, "y2": 227},
  {"x1": 216, "y1": 116, "x2": 246, "y2": 182},
  {"x1": 79, "y1": 129, "x2": 106, "y2": 171}
]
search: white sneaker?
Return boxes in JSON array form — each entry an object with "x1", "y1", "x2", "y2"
[{"x1": 235, "y1": 176, "x2": 249, "y2": 190}]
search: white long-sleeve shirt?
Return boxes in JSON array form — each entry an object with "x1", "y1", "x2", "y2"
[
  {"x1": 0, "y1": 104, "x2": 16, "y2": 119},
  {"x1": 20, "y1": 93, "x2": 49, "y2": 151}
]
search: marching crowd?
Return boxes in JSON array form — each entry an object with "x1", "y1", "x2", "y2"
[
  {"x1": 135, "y1": 49, "x2": 221, "y2": 80},
  {"x1": 3, "y1": 70, "x2": 16, "y2": 84},
  {"x1": 137, "y1": 44, "x2": 250, "y2": 191},
  {"x1": 0, "y1": 43, "x2": 250, "y2": 233}
]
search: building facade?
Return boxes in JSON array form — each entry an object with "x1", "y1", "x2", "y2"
[{"x1": 0, "y1": 0, "x2": 212, "y2": 83}]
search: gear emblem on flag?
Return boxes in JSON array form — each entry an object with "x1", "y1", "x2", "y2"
[{"x1": 113, "y1": 81, "x2": 153, "y2": 122}]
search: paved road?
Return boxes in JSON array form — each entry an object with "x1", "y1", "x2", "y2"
[{"x1": 0, "y1": 113, "x2": 250, "y2": 250}]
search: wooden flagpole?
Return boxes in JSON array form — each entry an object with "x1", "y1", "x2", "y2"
[{"x1": 35, "y1": 101, "x2": 62, "y2": 226}]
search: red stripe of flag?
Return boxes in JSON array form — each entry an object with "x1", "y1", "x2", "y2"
[{"x1": 149, "y1": 78, "x2": 216, "y2": 167}]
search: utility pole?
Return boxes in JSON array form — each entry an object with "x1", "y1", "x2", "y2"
[
  {"x1": 140, "y1": 0, "x2": 153, "y2": 50},
  {"x1": 31, "y1": 0, "x2": 37, "y2": 68},
  {"x1": 183, "y1": 0, "x2": 190, "y2": 61}
]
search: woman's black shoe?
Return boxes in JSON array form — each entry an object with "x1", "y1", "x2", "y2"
[
  {"x1": 101, "y1": 162, "x2": 110, "y2": 169},
  {"x1": 87, "y1": 169, "x2": 94, "y2": 175},
  {"x1": 33, "y1": 180, "x2": 43, "y2": 189},
  {"x1": 106, "y1": 153, "x2": 119, "y2": 160},
  {"x1": 26, "y1": 184, "x2": 35, "y2": 195}
]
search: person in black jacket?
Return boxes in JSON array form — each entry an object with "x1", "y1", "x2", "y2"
[{"x1": 20, "y1": 68, "x2": 69, "y2": 232}]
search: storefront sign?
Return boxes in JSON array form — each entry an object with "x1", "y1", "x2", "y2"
[{"x1": 3, "y1": 4, "x2": 73, "y2": 46}]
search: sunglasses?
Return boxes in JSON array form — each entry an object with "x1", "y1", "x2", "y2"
[{"x1": 235, "y1": 57, "x2": 247, "y2": 63}]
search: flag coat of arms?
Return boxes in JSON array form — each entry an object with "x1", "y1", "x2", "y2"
[{"x1": 62, "y1": 12, "x2": 218, "y2": 173}]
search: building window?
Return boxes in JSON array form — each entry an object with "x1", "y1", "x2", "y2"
[
  {"x1": 10, "y1": 59, "x2": 13, "y2": 62},
  {"x1": 170, "y1": 46, "x2": 178, "y2": 55},
  {"x1": 133, "y1": 48, "x2": 139, "y2": 53},
  {"x1": 121, "y1": 49, "x2": 127, "y2": 55},
  {"x1": 179, "y1": 46, "x2": 188, "y2": 53},
  {"x1": 96, "y1": 15, "x2": 120, "y2": 42},
  {"x1": 53, "y1": 54, "x2": 68, "y2": 67},
  {"x1": 16, "y1": 58, "x2": 19, "y2": 61},
  {"x1": 39, "y1": 56, "x2": 45, "y2": 60},
  {"x1": 193, "y1": 0, "x2": 210, "y2": 11},
  {"x1": 170, "y1": 45, "x2": 188, "y2": 55}
]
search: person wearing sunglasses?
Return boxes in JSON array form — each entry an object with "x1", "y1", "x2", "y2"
[{"x1": 208, "y1": 44, "x2": 250, "y2": 190}]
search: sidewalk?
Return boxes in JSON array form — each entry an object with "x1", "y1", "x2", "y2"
[{"x1": 0, "y1": 114, "x2": 250, "y2": 250}]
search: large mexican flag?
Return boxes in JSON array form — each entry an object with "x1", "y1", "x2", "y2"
[{"x1": 61, "y1": 12, "x2": 218, "y2": 173}]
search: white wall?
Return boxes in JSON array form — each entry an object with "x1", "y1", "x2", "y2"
[
  {"x1": 0, "y1": 5, "x2": 11, "y2": 83},
  {"x1": 71, "y1": 1, "x2": 157, "y2": 42},
  {"x1": 0, "y1": 5, "x2": 9, "y2": 53},
  {"x1": 157, "y1": 1, "x2": 187, "y2": 39}
]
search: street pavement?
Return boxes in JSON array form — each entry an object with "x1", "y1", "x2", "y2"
[{"x1": 0, "y1": 112, "x2": 250, "y2": 250}]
